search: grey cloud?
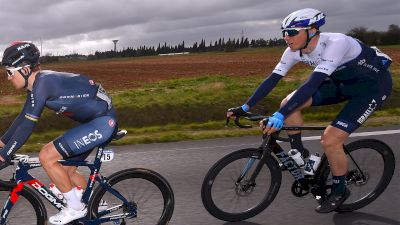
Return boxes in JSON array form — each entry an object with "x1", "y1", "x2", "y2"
[{"x1": 0, "y1": 0, "x2": 398, "y2": 55}]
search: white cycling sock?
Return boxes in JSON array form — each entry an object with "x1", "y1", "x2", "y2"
[
  {"x1": 74, "y1": 186, "x2": 83, "y2": 199},
  {"x1": 63, "y1": 189, "x2": 84, "y2": 210}
]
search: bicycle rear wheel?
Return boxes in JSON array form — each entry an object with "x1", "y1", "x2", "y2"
[
  {"x1": 316, "y1": 139, "x2": 395, "y2": 212},
  {"x1": 88, "y1": 168, "x2": 174, "y2": 225},
  {"x1": 0, "y1": 181, "x2": 47, "y2": 225},
  {"x1": 201, "y1": 148, "x2": 282, "y2": 222}
]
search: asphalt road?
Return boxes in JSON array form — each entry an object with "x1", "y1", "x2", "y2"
[{"x1": 1, "y1": 125, "x2": 399, "y2": 225}]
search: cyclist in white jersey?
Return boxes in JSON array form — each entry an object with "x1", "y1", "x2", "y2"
[{"x1": 227, "y1": 8, "x2": 392, "y2": 213}]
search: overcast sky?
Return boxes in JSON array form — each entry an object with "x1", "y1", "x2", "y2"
[{"x1": 0, "y1": 0, "x2": 398, "y2": 56}]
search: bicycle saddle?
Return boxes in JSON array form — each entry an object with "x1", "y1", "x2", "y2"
[{"x1": 113, "y1": 129, "x2": 127, "y2": 141}]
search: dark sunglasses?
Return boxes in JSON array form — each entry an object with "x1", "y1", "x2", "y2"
[{"x1": 282, "y1": 27, "x2": 309, "y2": 37}]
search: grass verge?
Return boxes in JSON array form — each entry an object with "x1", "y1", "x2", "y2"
[{"x1": 1, "y1": 48, "x2": 399, "y2": 153}]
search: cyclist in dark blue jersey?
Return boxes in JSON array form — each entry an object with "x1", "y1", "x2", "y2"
[
  {"x1": 227, "y1": 8, "x2": 392, "y2": 213},
  {"x1": 0, "y1": 42, "x2": 118, "y2": 224}
]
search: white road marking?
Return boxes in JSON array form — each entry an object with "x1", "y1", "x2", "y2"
[
  {"x1": 123, "y1": 129, "x2": 400, "y2": 153},
  {"x1": 303, "y1": 129, "x2": 400, "y2": 141}
]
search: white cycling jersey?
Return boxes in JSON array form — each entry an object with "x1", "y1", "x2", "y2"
[{"x1": 273, "y1": 33, "x2": 362, "y2": 76}]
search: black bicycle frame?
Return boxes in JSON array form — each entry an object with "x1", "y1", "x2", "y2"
[{"x1": 243, "y1": 126, "x2": 327, "y2": 188}]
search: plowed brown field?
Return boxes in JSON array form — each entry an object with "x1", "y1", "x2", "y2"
[{"x1": 1, "y1": 47, "x2": 398, "y2": 97}]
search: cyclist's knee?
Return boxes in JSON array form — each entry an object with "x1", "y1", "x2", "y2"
[
  {"x1": 64, "y1": 166, "x2": 78, "y2": 176},
  {"x1": 39, "y1": 143, "x2": 62, "y2": 167},
  {"x1": 320, "y1": 133, "x2": 344, "y2": 152}
]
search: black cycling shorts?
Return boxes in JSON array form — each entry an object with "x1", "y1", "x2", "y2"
[{"x1": 311, "y1": 71, "x2": 392, "y2": 133}]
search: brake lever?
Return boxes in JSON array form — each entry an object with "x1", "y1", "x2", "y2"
[
  {"x1": 234, "y1": 117, "x2": 252, "y2": 129},
  {"x1": 226, "y1": 114, "x2": 252, "y2": 128}
]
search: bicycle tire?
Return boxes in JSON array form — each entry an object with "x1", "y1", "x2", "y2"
[
  {"x1": 88, "y1": 168, "x2": 174, "y2": 225},
  {"x1": 316, "y1": 139, "x2": 395, "y2": 212},
  {"x1": 0, "y1": 180, "x2": 47, "y2": 225},
  {"x1": 201, "y1": 148, "x2": 282, "y2": 222}
]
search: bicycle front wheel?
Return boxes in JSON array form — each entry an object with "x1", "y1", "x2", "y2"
[
  {"x1": 201, "y1": 148, "x2": 282, "y2": 222},
  {"x1": 317, "y1": 139, "x2": 395, "y2": 212},
  {"x1": 88, "y1": 168, "x2": 174, "y2": 225},
  {"x1": 0, "y1": 181, "x2": 47, "y2": 225}
]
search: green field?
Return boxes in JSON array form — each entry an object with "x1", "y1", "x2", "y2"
[{"x1": 1, "y1": 47, "x2": 399, "y2": 152}]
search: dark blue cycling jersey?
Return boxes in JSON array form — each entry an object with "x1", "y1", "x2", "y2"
[{"x1": 0, "y1": 70, "x2": 116, "y2": 160}]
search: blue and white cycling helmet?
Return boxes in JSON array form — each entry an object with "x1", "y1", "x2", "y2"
[
  {"x1": 281, "y1": 9, "x2": 325, "y2": 51},
  {"x1": 281, "y1": 8, "x2": 326, "y2": 30}
]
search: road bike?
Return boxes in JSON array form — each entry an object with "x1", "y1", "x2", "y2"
[
  {"x1": 0, "y1": 130, "x2": 175, "y2": 225},
  {"x1": 201, "y1": 113, "x2": 395, "y2": 222}
]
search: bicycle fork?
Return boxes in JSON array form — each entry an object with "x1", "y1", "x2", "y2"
[{"x1": 236, "y1": 136, "x2": 273, "y2": 191}]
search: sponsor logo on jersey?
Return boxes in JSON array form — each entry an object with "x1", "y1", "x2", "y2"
[
  {"x1": 315, "y1": 65, "x2": 329, "y2": 72},
  {"x1": 336, "y1": 121, "x2": 348, "y2": 128},
  {"x1": 58, "y1": 143, "x2": 69, "y2": 157},
  {"x1": 59, "y1": 94, "x2": 90, "y2": 99},
  {"x1": 56, "y1": 106, "x2": 68, "y2": 115},
  {"x1": 30, "y1": 93, "x2": 35, "y2": 107},
  {"x1": 357, "y1": 99, "x2": 377, "y2": 124},
  {"x1": 73, "y1": 130, "x2": 103, "y2": 149},
  {"x1": 302, "y1": 59, "x2": 320, "y2": 67},
  {"x1": 7, "y1": 141, "x2": 18, "y2": 156},
  {"x1": 357, "y1": 59, "x2": 380, "y2": 73},
  {"x1": 108, "y1": 119, "x2": 115, "y2": 127}
]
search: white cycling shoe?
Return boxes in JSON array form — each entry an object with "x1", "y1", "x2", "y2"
[{"x1": 49, "y1": 206, "x2": 87, "y2": 225}]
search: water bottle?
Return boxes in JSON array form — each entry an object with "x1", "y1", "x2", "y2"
[
  {"x1": 304, "y1": 153, "x2": 321, "y2": 175},
  {"x1": 49, "y1": 183, "x2": 66, "y2": 203},
  {"x1": 288, "y1": 149, "x2": 305, "y2": 167}
]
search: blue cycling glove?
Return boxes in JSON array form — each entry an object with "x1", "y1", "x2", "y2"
[{"x1": 266, "y1": 112, "x2": 285, "y2": 130}]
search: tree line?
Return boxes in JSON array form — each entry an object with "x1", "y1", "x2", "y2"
[
  {"x1": 40, "y1": 24, "x2": 399, "y2": 63},
  {"x1": 86, "y1": 37, "x2": 286, "y2": 60},
  {"x1": 347, "y1": 24, "x2": 400, "y2": 46}
]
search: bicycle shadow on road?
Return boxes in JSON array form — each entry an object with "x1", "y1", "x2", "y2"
[
  {"x1": 223, "y1": 222, "x2": 261, "y2": 225},
  {"x1": 333, "y1": 212, "x2": 400, "y2": 225}
]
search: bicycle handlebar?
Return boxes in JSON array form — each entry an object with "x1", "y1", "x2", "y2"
[
  {"x1": 226, "y1": 111, "x2": 326, "y2": 142},
  {"x1": 226, "y1": 112, "x2": 264, "y2": 129},
  {"x1": 0, "y1": 154, "x2": 33, "y2": 171}
]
